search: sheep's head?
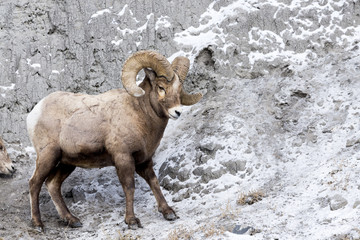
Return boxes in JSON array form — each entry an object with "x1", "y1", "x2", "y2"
[
  {"x1": 121, "y1": 50, "x2": 202, "y2": 119},
  {"x1": 0, "y1": 138, "x2": 14, "y2": 177}
]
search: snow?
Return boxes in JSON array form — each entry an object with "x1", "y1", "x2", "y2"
[
  {"x1": 26, "y1": 58, "x2": 41, "y2": 69},
  {"x1": 24, "y1": 146, "x2": 35, "y2": 153},
  {"x1": 155, "y1": 16, "x2": 171, "y2": 30},
  {"x1": 118, "y1": 4, "x2": 128, "y2": 16},
  {"x1": 90, "y1": 9, "x2": 111, "y2": 19},
  {"x1": 111, "y1": 39, "x2": 123, "y2": 46},
  {"x1": 138, "y1": 13, "x2": 153, "y2": 32},
  {"x1": 0, "y1": 83, "x2": 15, "y2": 98},
  {"x1": 0, "y1": 83, "x2": 15, "y2": 91}
]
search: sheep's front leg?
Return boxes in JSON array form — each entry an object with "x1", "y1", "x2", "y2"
[
  {"x1": 136, "y1": 159, "x2": 178, "y2": 221},
  {"x1": 29, "y1": 146, "x2": 61, "y2": 232},
  {"x1": 114, "y1": 154, "x2": 142, "y2": 230}
]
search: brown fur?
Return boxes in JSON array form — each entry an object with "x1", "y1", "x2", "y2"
[
  {"x1": 0, "y1": 137, "x2": 15, "y2": 177},
  {"x1": 27, "y1": 64, "x2": 199, "y2": 231}
]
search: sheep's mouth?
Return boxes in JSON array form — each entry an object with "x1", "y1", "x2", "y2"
[
  {"x1": 169, "y1": 114, "x2": 179, "y2": 120},
  {"x1": 0, "y1": 167, "x2": 16, "y2": 178},
  {"x1": 169, "y1": 113, "x2": 180, "y2": 120}
]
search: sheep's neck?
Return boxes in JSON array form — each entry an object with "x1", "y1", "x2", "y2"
[
  {"x1": 137, "y1": 81, "x2": 169, "y2": 132},
  {"x1": 138, "y1": 80, "x2": 167, "y2": 115},
  {"x1": 127, "y1": 83, "x2": 168, "y2": 159}
]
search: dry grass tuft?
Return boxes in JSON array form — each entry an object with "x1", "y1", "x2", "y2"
[
  {"x1": 168, "y1": 222, "x2": 225, "y2": 239},
  {"x1": 117, "y1": 231, "x2": 141, "y2": 240},
  {"x1": 200, "y1": 223, "x2": 225, "y2": 238},
  {"x1": 168, "y1": 225, "x2": 194, "y2": 240},
  {"x1": 237, "y1": 190, "x2": 265, "y2": 205},
  {"x1": 219, "y1": 200, "x2": 241, "y2": 220}
]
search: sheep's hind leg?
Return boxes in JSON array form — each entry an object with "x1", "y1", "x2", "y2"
[
  {"x1": 29, "y1": 145, "x2": 60, "y2": 232},
  {"x1": 136, "y1": 159, "x2": 178, "y2": 221},
  {"x1": 45, "y1": 163, "x2": 82, "y2": 228},
  {"x1": 114, "y1": 154, "x2": 142, "y2": 230}
]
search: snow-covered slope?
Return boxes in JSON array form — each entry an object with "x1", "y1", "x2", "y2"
[{"x1": 153, "y1": 46, "x2": 360, "y2": 239}]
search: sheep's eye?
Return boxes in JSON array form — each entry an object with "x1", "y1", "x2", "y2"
[
  {"x1": 158, "y1": 86, "x2": 166, "y2": 99},
  {"x1": 158, "y1": 86, "x2": 166, "y2": 94},
  {"x1": 0, "y1": 145, "x2": 3, "y2": 151}
]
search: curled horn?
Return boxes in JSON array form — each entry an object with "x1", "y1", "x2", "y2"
[
  {"x1": 180, "y1": 90, "x2": 203, "y2": 106},
  {"x1": 171, "y1": 56, "x2": 189, "y2": 83},
  {"x1": 171, "y1": 56, "x2": 203, "y2": 106},
  {"x1": 121, "y1": 50, "x2": 174, "y2": 97}
]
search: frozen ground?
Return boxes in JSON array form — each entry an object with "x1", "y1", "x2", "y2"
[{"x1": 1, "y1": 0, "x2": 360, "y2": 239}]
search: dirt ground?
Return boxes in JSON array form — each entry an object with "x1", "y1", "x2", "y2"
[
  {"x1": 0, "y1": 146, "x2": 134, "y2": 240},
  {"x1": 0, "y1": 147, "x2": 39, "y2": 239}
]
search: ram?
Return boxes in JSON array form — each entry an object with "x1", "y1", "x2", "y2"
[
  {"x1": 26, "y1": 50, "x2": 202, "y2": 232},
  {"x1": 0, "y1": 137, "x2": 15, "y2": 177}
]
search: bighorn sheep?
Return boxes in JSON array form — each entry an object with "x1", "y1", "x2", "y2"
[
  {"x1": 0, "y1": 137, "x2": 15, "y2": 177},
  {"x1": 26, "y1": 50, "x2": 202, "y2": 231}
]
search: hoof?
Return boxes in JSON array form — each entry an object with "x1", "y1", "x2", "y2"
[
  {"x1": 69, "y1": 221, "x2": 83, "y2": 228},
  {"x1": 126, "y1": 217, "x2": 143, "y2": 230},
  {"x1": 164, "y1": 212, "x2": 178, "y2": 221},
  {"x1": 34, "y1": 226, "x2": 44, "y2": 233},
  {"x1": 128, "y1": 223, "x2": 139, "y2": 230},
  {"x1": 30, "y1": 221, "x2": 44, "y2": 233}
]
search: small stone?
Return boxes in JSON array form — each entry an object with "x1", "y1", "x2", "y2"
[
  {"x1": 95, "y1": 192, "x2": 105, "y2": 202},
  {"x1": 178, "y1": 168, "x2": 191, "y2": 181},
  {"x1": 346, "y1": 138, "x2": 360, "y2": 148},
  {"x1": 353, "y1": 200, "x2": 360, "y2": 209},
  {"x1": 71, "y1": 187, "x2": 86, "y2": 203},
  {"x1": 221, "y1": 159, "x2": 246, "y2": 175},
  {"x1": 199, "y1": 141, "x2": 216, "y2": 152},
  {"x1": 192, "y1": 167, "x2": 204, "y2": 176},
  {"x1": 232, "y1": 225, "x2": 260, "y2": 235},
  {"x1": 329, "y1": 194, "x2": 348, "y2": 211}
]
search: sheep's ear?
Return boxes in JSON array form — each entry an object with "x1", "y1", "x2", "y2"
[{"x1": 144, "y1": 68, "x2": 156, "y2": 82}]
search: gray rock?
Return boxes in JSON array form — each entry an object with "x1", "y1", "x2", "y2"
[
  {"x1": 95, "y1": 192, "x2": 105, "y2": 202},
  {"x1": 199, "y1": 141, "x2": 217, "y2": 153},
  {"x1": 192, "y1": 167, "x2": 204, "y2": 176},
  {"x1": 71, "y1": 187, "x2": 86, "y2": 203},
  {"x1": 232, "y1": 225, "x2": 260, "y2": 235},
  {"x1": 353, "y1": 200, "x2": 360, "y2": 209},
  {"x1": 346, "y1": 138, "x2": 360, "y2": 148},
  {"x1": 330, "y1": 194, "x2": 348, "y2": 211},
  {"x1": 221, "y1": 160, "x2": 246, "y2": 175},
  {"x1": 200, "y1": 167, "x2": 226, "y2": 184},
  {"x1": 172, "y1": 189, "x2": 191, "y2": 202},
  {"x1": 177, "y1": 168, "x2": 191, "y2": 182}
]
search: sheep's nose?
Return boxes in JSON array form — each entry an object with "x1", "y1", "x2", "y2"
[{"x1": 169, "y1": 107, "x2": 182, "y2": 119}]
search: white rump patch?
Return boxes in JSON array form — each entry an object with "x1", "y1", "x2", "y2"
[{"x1": 27, "y1": 98, "x2": 45, "y2": 143}]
